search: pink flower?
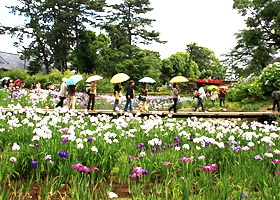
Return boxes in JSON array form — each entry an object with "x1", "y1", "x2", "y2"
[
  {"x1": 10, "y1": 157, "x2": 17, "y2": 162},
  {"x1": 273, "y1": 149, "x2": 280, "y2": 154},
  {"x1": 130, "y1": 166, "x2": 149, "y2": 178},
  {"x1": 264, "y1": 153, "x2": 273, "y2": 158},
  {"x1": 197, "y1": 155, "x2": 205, "y2": 161},
  {"x1": 202, "y1": 164, "x2": 219, "y2": 172},
  {"x1": 129, "y1": 173, "x2": 137, "y2": 178},
  {"x1": 72, "y1": 163, "x2": 99, "y2": 173},
  {"x1": 241, "y1": 146, "x2": 250, "y2": 151},
  {"x1": 272, "y1": 159, "x2": 280, "y2": 164},
  {"x1": 180, "y1": 157, "x2": 194, "y2": 163},
  {"x1": 163, "y1": 161, "x2": 173, "y2": 166}
]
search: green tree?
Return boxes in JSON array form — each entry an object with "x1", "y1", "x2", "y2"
[
  {"x1": 223, "y1": 0, "x2": 280, "y2": 77},
  {"x1": 69, "y1": 30, "x2": 110, "y2": 74},
  {"x1": 186, "y1": 42, "x2": 225, "y2": 79},
  {"x1": 103, "y1": 0, "x2": 166, "y2": 47},
  {"x1": 98, "y1": 0, "x2": 165, "y2": 79},
  {"x1": 160, "y1": 52, "x2": 200, "y2": 84},
  {"x1": 1, "y1": 0, "x2": 106, "y2": 73}
]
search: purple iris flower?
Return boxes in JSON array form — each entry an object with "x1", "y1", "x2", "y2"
[
  {"x1": 173, "y1": 137, "x2": 180, "y2": 142},
  {"x1": 255, "y1": 155, "x2": 263, "y2": 160},
  {"x1": 136, "y1": 143, "x2": 145, "y2": 149},
  {"x1": 59, "y1": 151, "x2": 68, "y2": 158},
  {"x1": 161, "y1": 146, "x2": 167, "y2": 150},
  {"x1": 205, "y1": 141, "x2": 211, "y2": 146},
  {"x1": 128, "y1": 156, "x2": 136, "y2": 163},
  {"x1": 62, "y1": 137, "x2": 68, "y2": 144},
  {"x1": 240, "y1": 193, "x2": 247, "y2": 198},
  {"x1": 30, "y1": 161, "x2": 39, "y2": 167},
  {"x1": 87, "y1": 137, "x2": 93, "y2": 142}
]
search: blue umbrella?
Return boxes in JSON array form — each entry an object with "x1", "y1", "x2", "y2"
[{"x1": 66, "y1": 75, "x2": 83, "y2": 86}]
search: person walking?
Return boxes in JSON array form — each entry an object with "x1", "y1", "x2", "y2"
[
  {"x1": 87, "y1": 80, "x2": 97, "y2": 111},
  {"x1": 210, "y1": 88, "x2": 219, "y2": 106},
  {"x1": 219, "y1": 89, "x2": 227, "y2": 107},
  {"x1": 271, "y1": 88, "x2": 280, "y2": 112},
  {"x1": 168, "y1": 83, "x2": 181, "y2": 113},
  {"x1": 113, "y1": 83, "x2": 122, "y2": 111},
  {"x1": 124, "y1": 80, "x2": 135, "y2": 112},
  {"x1": 56, "y1": 78, "x2": 67, "y2": 108},
  {"x1": 140, "y1": 83, "x2": 149, "y2": 112},
  {"x1": 193, "y1": 84, "x2": 207, "y2": 112},
  {"x1": 67, "y1": 85, "x2": 76, "y2": 109}
]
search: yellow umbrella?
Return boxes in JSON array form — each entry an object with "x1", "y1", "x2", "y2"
[
  {"x1": 169, "y1": 76, "x2": 188, "y2": 83},
  {"x1": 206, "y1": 85, "x2": 219, "y2": 91},
  {"x1": 110, "y1": 73, "x2": 130, "y2": 83}
]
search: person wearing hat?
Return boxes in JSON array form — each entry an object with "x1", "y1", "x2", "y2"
[
  {"x1": 193, "y1": 84, "x2": 207, "y2": 112},
  {"x1": 56, "y1": 77, "x2": 67, "y2": 107}
]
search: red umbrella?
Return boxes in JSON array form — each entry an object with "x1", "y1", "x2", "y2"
[
  {"x1": 14, "y1": 79, "x2": 22, "y2": 85},
  {"x1": 219, "y1": 86, "x2": 229, "y2": 91}
]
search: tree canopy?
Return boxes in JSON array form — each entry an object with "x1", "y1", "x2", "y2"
[
  {"x1": 222, "y1": 0, "x2": 280, "y2": 78},
  {"x1": 186, "y1": 42, "x2": 226, "y2": 80}
]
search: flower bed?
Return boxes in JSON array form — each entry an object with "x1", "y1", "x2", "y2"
[{"x1": 0, "y1": 106, "x2": 280, "y2": 199}]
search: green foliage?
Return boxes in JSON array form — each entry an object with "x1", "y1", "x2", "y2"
[
  {"x1": 223, "y1": 0, "x2": 280, "y2": 77},
  {"x1": 160, "y1": 52, "x2": 200, "y2": 84},
  {"x1": 69, "y1": 31, "x2": 110, "y2": 74},
  {"x1": 0, "y1": 70, "x2": 29, "y2": 83},
  {"x1": 2, "y1": 0, "x2": 107, "y2": 73},
  {"x1": 186, "y1": 42, "x2": 226, "y2": 79},
  {"x1": 103, "y1": 0, "x2": 166, "y2": 46},
  {"x1": 227, "y1": 76, "x2": 265, "y2": 102},
  {"x1": 259, "y1": 62, "x2": 280, "y2": 94}
]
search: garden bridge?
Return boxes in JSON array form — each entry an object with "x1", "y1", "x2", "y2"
[{"x1": 1, "y1": 108, "x2": 275, "y2": 123}]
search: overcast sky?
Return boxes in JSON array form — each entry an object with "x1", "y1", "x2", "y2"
[{"x1": 0, "y1": 0, "x2": 246, "y2": 59}]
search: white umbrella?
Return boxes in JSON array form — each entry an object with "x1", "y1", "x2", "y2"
[
  {"x1": 0, "y1": 77, "x2": 10, "y2": 81},
  {"x1": 139, "y1": 77, "x2": 156, "y2": 83},
  {"x1": 86, "y1": 75, "x2": 103, "y2": 82}
]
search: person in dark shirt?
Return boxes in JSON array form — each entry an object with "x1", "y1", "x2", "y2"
[
  {"x1": 219, "y1": 89, "x2": 227, "y2": 107},
  {"x1": 271, "y1": 88, "x2": 280, "y2": 112},
  {"x1": 124, "y1": 80, "x2": 135, "y2": 112}
]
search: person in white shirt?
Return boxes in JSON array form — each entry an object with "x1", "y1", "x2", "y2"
[
  {"x1": 193, "y1": 84, "x2": 207, "y2": 112},
  {"x1": 56, "y1": 78, "x2": 67, "y2": 107}
]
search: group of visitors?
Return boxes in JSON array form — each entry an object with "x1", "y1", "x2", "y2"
[
  {"x1": 113, "y1": 80, "x2": 148, "y2": 113},
  {"x1": 55, "y1": 78, "x2": 149, "y2": 112},
  {"x1": 54, "y1": 77, "x2": 231, "y2": 112},
  {"x1": 55, "y1": 78, "x2": 78, "y2": 110},
  {"x1": 1, "y1": 79, "x2": 26, "y2": 92},
  {"x1": 3, "y1": 76, "x2": 280, "y2": 113},
  {"x1": 192, "y1": 84, "x2": 228, "y2": 113}
]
